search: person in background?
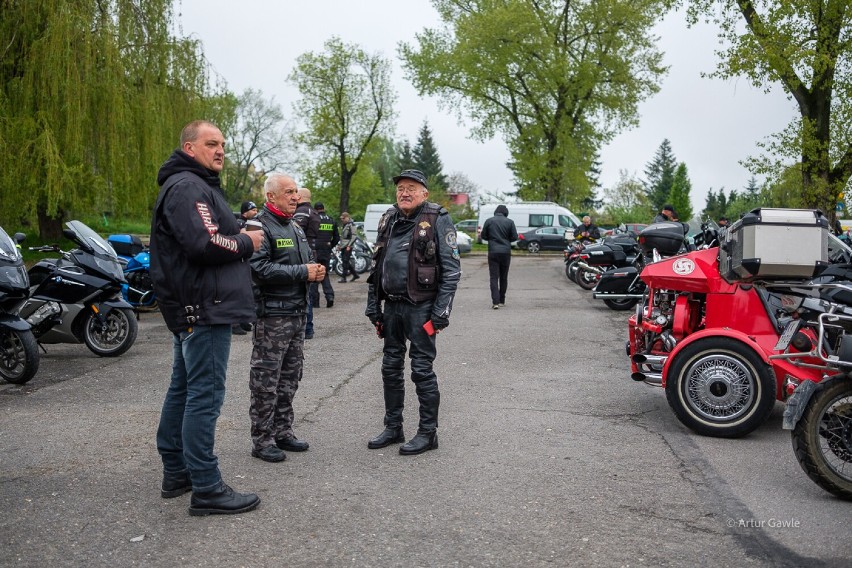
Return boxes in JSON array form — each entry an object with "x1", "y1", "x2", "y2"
[
  {"x1": 150, "y1": 119, "x2": 264, "y2": 516},
  {"x1": 248, "y1": 173, "x2": 326, "y2": 463},
  {"x1": 653, "y1": 204, "x2": 676, "y2": 224},
  {"x1": 312, "y1": 202, "x2": 339, "y2": 308},
  {"x1": 480, "y1": 205, "x2": 517, "y2": 310},
  {"x1": 293, "y1": 188, "x2": 321, "y2": 339},
  {"x1": 573, "y1": 215, "x2": 600, "y2": 243},
  {"x1": 718, "y1": 216, "x2": 729, "y2": 228},
  {"x1": 237, "y1": 201, "x2": 258, "y2": 228},
  {"x1": 364, "y1": 169, "x2": 461, "y2": 455},
  {"x1": 337, "y1": 212, "x2": 360, "y2": 283}
]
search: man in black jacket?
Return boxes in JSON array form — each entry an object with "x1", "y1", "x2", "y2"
[
  {"x1": 364, "y1": 169, "x2": 461, "y2": 455},
  {"x1": 248, "y1": 174, "x2": 326, "y2": 463},
  {"x1": 573, "y1": 216, "x2": 601, "y2": 242},
  {"x1": 150, "y1": 120, "x2": 263, "y2": 516},
  {"x1": 313, "y1": 202, "x2": 339, "y2": 307},
  {"x1": 294, "y1": 188, "x2": 321, "y2": 338},
  {"x1": 480, "y1": 205, "x2": 518, "y2": 309}
]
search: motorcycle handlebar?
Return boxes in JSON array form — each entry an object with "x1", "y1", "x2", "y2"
[{"x1": 28, "y1": 244, "x2": 61, "y2": 253}]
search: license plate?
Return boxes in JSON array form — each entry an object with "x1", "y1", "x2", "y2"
[{"x1": 774, "y1": 319, "x2": 802, "y2": 351}]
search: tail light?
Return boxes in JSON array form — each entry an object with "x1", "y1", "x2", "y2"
[{"x1": 518, "y1": 234, "x2": 525, "y2": 240}]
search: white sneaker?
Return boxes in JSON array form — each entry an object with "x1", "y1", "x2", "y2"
[{"x1": 492, "y1": 304, "x2": 499, "y2": 309}]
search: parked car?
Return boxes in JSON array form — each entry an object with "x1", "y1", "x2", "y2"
[
  {"x1": 516, "y1": 227, "x2": 567, "y2": 253},
  {"x1": 455, "y1": 219, "x2": 478, "y2": 234},
  {"x1": 456, "y1": 230, "x2": 472, "y2": 253}
]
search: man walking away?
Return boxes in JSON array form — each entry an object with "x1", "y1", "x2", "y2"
[{"x1": 480, "y1": 205, "x2": 517, "y2": 309}]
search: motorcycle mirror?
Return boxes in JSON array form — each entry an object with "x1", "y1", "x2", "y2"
[{"x1": 13, "y1": 232, "x2": 26, "y2": 245}]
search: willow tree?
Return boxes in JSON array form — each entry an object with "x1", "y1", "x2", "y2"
[
  {"x1": 400, "y1": 0, "x2": 668, "y2": 207},
  {"x1": 0, "y1": 0, "x2": 223, "y2": 237},
  {"x1": 685, "y1": 0, "x2": 852, "y2": 220},
  {"x1": 289, "y1": 37, "x2": 397, "y2": 214}
]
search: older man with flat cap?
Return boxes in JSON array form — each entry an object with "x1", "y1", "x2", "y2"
[{"x1": 364, "y1": 169, "x2": 461, "y2": 455}]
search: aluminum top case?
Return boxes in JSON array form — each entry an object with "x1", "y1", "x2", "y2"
[{"x1": 720, "y1": 208, "x2": 828, "y2": 282}]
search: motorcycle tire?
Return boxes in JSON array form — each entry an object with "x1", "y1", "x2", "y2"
[
  {"x1": 0, "y1": 328, "x2": 39, "y2": 384},
  {"x1": 355, "y1": 253, "x2": 370, "y2": 274},
  {"x1": 791, "y1": 376, "x2": 852, "y2": 499},
  {"x1": 82, "y1": 307, "x2": 138, "y2": 357},
  {"x1": 565, "y1": 260, "x2": 578, "y2": 282},
  {"x1": 603, "y1": 298, "x2": 639, "y2": 311},
  {"x1": 665, "y1": 337, "x2": 775, "y2": 438},
  {"x1": 576, "y1": 267, "x2": 599, "y2": 290},
  {"x1": 333, "y1": 257, "x2": 344, "y2": 277}
]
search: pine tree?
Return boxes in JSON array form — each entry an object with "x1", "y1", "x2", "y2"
[
  {"x1": 669, "y1": 163, "x2": 693, "y2": 221},
  {"x1": 644, "y1": 139, "x2": 677, "y2": 211},
  {"x1": 396, "y1": 140, "x2": 416, "y2": 173},
  {"x1": 412, "y1": 122, "x2": 448, "y2": 190}
]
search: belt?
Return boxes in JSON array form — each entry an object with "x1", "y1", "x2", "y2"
[{"x1": 385, "y1": 294, "x2": 415, "y2": 304}]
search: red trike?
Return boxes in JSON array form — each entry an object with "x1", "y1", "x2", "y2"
[{"x1": 627, "y1": 245, "x2": 832, "y2": 437}]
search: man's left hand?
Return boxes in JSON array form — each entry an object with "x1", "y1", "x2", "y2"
[{"x1": 431, "y1": 315, "x2": 449, "y2": 332}]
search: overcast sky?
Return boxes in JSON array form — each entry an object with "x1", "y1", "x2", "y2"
[{"x1": 176, "y1": 0, "x2": 797, "y2": 215}]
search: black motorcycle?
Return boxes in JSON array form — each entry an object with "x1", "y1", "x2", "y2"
[
  {"x1": 330, "y1": 236, "x2": 374, "y2": 276},
  {"x1": 20, "y1": 220, "x2": 138, "y2": 357},
  {"x1": 0, "y1": 227, "x2": 39, "y2": 384}
]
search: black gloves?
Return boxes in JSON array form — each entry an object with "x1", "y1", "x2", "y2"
[
  {"x1": 431, "y1": 315, "x2": 449, "y2": 331},
  {"x1": 367, "y1": 312, "x2": 384, "y2": 338}
]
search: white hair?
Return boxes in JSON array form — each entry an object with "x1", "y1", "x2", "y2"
[{"x1": 264, "y1": 173, "x2": 294, "y2": 193}]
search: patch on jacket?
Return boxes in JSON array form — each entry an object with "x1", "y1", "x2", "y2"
[{"x1": 276, "y1": 238, "x2": 295, "y2": 248}]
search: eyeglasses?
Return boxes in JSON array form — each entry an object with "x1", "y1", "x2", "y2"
[{"x1": 396, "y1": 184, "x2": 422, "y2": 194}]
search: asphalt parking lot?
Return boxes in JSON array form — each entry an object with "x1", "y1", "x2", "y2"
[{"x1": 1, "y1": 254, "x2": 850, "y2": 567}]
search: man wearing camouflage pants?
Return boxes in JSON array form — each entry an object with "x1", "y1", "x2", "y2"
[{"x1": 248, "y1": 173, "x2": 326, "y2": 463}]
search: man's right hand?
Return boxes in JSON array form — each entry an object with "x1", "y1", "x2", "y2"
[
  {"x1": 367, "y1": 312, "x2": 384, "y2": 338},
  {"x1": 242, "y1": 229, "x2": 264, "y2": 251},
  {"x1": 306, "y1": 263, "x2": 326, "y2": 281}
]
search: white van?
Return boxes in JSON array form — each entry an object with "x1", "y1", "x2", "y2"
[
  {"x1": 363, "y1": 204, "x2": 395, "y2": 243},
  {"x1": 477, "y1": 202, "x2": 582, "y2": 243}
]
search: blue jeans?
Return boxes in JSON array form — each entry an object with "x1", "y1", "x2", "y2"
[
  {"x1": 156, "y1": 324, "x2": 231, "y2": 492},
  {"x1": 306, "y1": 297, "x2": 314, "y2": 335}
]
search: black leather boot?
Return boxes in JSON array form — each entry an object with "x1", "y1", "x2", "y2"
[
  {"x1": 367, "y1": 426, "x2": 405, "y2": 449},
  {"x1": 400, "y1": 381, "x2": 439, "y2": 455},
  {"x1": 399, "y1": 431, "x2": 438, "y2": 455},
  {"x1": 189, "y1": 481, "x2": 261, "y2": 516},
  {"x1": 161, "y1": 471, "x2": 192, "y2": 498}
]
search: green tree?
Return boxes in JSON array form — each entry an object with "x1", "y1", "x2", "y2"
[
  {"x1": 400, "y1": 0, "x2": 668, "y2": 207},
  {"x1": 686, "y1": 0, "x2": 852, "y2": 221},
  {"x1": 289, "y1": 37, "x2": 396, "y2": 214},
  {"x1": 412, "y1": 121, "x2": 448, "y2": 190},
  {"x1": 601, "y1": 170, "x2": 653, "y2": 224},
  {"x1": 668, "y1": 162, "x2": 693, "y2": 221},
  {"x1": 0, "y1": 0, "x2": 221, "y2": 237},
  {"x1": 396, "y1": 139, "x2": 416, "y2": 173},
  {"x1": 644, "y1": 139, "x2": 677, "y2": 211},
  {"x1": 221, "y1": 88, "x2": 293, "y2": 206}
]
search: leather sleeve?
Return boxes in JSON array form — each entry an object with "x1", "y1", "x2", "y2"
[{"x1": 432, "y1": 212, "x2": 461, "y2": 319}]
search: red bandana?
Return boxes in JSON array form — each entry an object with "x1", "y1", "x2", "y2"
[{"x1": 266, "y1": 203, "x2": 293, "y2": 219}]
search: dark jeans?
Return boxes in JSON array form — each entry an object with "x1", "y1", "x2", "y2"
[
  {"x1": 156, "y1": 324, "x2": 231, "y2": 492},
  {"x1": 310, "y1": 252, "x2": 334, "y2": 305},
  {"x1": 487, "y1": 251, "x2": 511, "y2": 305},
  {"x1": 380, "y1": 300, "x2": 440, "y2": 433}
]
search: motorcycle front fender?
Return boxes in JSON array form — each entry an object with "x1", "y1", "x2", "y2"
[
  {"x1": 0, "y1": 313, "x2": 32, "y2": 332},
  {"x1": 782, "y1": 379, "x2": 818, "y2": 430}
]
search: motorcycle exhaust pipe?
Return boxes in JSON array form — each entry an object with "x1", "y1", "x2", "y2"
[
  {"x1": 575, "y1": 262, "x2": 604, "y2": 275},
  {"x1": 631, "y1": 371, "x2": 662, "y2": 386},
  {"x1": 632, "y1": 354, "x2": 668, "y2": 366}
]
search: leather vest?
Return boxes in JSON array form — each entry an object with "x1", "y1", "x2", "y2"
[{"x1": 374, "y1": 203, "x2": 441, "y2": 303}]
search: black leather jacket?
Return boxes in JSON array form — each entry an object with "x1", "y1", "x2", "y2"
[
  {"x1": 315, "y1": 211, "x2": 339, "y2": 254},
  {"x1": 366, "y1": 203, "x2": 461, "y2": 320},
  {"x1": 250, "y1": 207, "x2": 312, "y2": 317},
  {"x1": 294, "y1": 202, "x2": 320, "y2": 260}
]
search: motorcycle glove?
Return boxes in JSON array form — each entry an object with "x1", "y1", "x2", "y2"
[
  {"x1": 431, "y1": 315, "x2": 449, "y2": 331},
  {"x1": 367, "y1": 313, "x2": 384, "y2": 338}
]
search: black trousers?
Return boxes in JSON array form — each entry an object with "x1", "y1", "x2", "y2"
[
  {"x1": 487, "y1": 251, "x2": 511, "y2": 305},
  {"x1": 341, "y1": 248, "x2": 357, "y2": 278},
  {"x1": 310, "y1": 252, "x2": 334, "y2": 305},
  {"x1": 380, "y1": 300, "x2": 439, "y2": 433}
]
